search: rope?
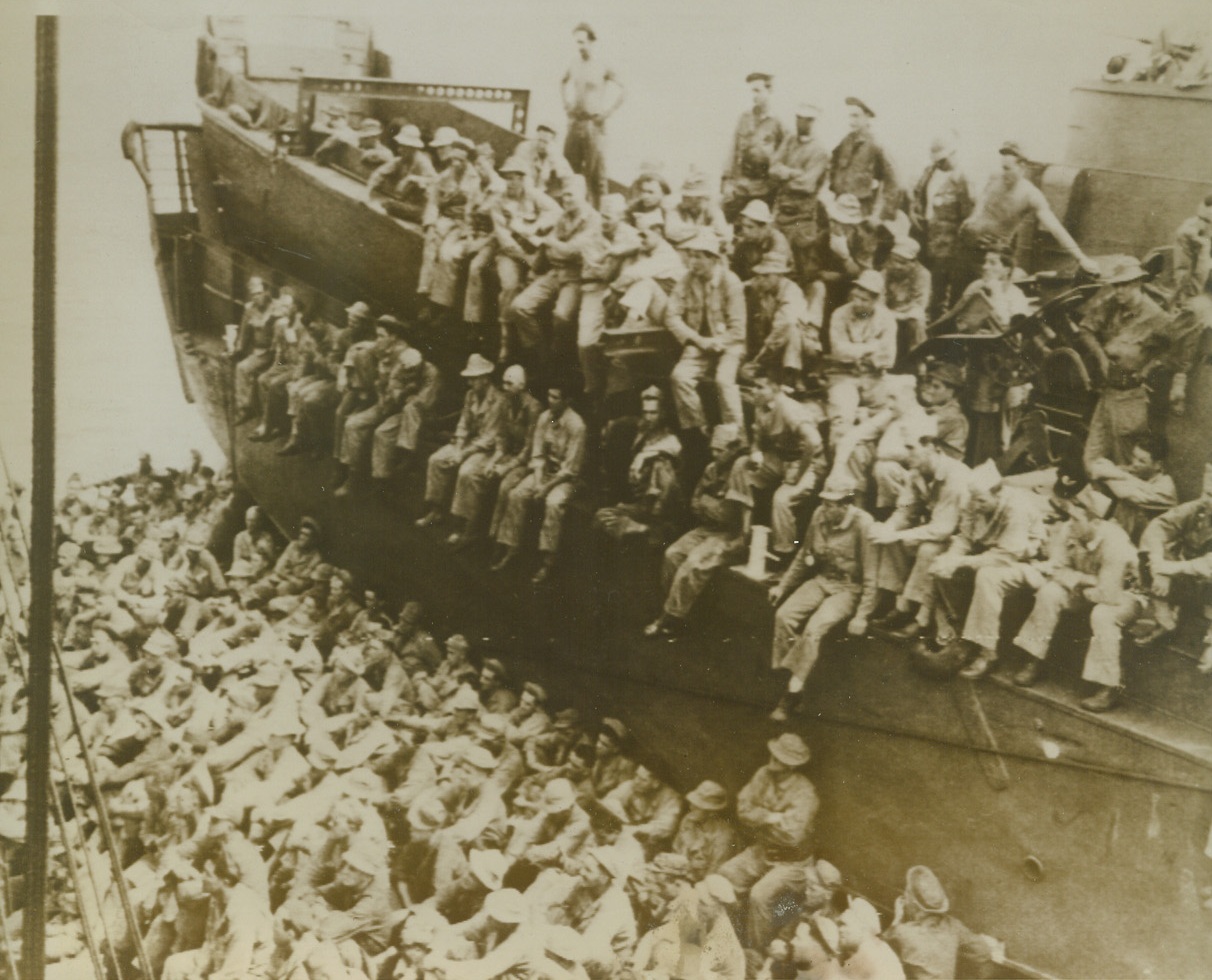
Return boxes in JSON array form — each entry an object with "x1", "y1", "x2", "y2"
[
  {"x1": 0, "y1": 860, "x2": 21, "y2": 980},
  {"x1": 0, "y1": 568, "x2": 113, "y2": 978},
  {"x1": 0, "y1": 446, "x2": 154, "y2": 979}
]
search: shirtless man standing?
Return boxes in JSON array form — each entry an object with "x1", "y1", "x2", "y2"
[{"x1": 560, "y1": 22, "x2": 626, "y2": 208}]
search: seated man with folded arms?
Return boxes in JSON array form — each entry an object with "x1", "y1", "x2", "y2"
[
  {"x1": 726, "y1": 373, "x2": 826, "y2": 566},
  {"x1": 824, "y1": 269, "x2": 898, "y2": 446},
  {"x1": 744, "y1": 253, "x2": 821, "y2": 388},
  {"x1": 767, "y1": 475, "x2": 878, "y2": 721},
  {"x1": 1139, "y1": 462, "x2": 1212, "y2": 673},
  {"x1": 644, "y1": 423, "x2": 747, "y2": 637},
  {"x1": 1009, "y1": 489, "x2": 1142, "y2": 712},
  {"x1": 923, "y1": 460, "x2": 1046, "y2": 679},
  {"x1": 666, "y1": 230, "x2": 748, "y2": 437},
  {"x1": 415, "y1": 354, "x2": 504, "y2": 543},
  {"x1": 868, "y1": 431, "x2": 972, "y2": 640},
  {"x1": 592, "y1": 387, "x2": 683, "y2": 545}
]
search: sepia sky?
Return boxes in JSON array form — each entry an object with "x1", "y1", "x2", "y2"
[{"x1": 0, "y1": 0, "x2": 1207, "y2": 485}]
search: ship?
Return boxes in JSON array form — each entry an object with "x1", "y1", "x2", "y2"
[{"x1": 121, "y1": 16, "x2": 1212, "y2": 978}]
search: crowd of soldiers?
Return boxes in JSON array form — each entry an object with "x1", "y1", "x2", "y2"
[
  {"x1": 0, "y1": 456, "x2": 1012, "y2": 979},
  {"x1": 225, "y1": 20, "x2": 1212, "y2": 721}
]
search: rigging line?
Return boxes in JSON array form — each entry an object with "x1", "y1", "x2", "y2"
[
  {"x1": 0, "y1": 598, "x2": 154, "y2": 980},
  {"x1": 0, "y1": 466, "x2": 154, "y2": 980},
  {"x1": 0, "y1": 861, "x2": 21, "y2": 980},
  {"x1": 0, "y1": 579, "x2": 118, "y2": 978}
]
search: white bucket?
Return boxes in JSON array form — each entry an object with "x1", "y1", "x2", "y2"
[{"x1": 745, "y1": 525, "x2": 770, "y2": 579}]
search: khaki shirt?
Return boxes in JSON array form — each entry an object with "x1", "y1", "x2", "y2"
[
  {"x1": 531, "y1": 407, "x2": 587, "y2": 482},
  {"x1": 736, "y1": 763, "x2": 819, "y2": 855},
  {"x1": 667, "y1": 265, "x2": 747, "y2": 349}
]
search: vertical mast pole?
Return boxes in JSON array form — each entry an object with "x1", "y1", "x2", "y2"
[{"x1": 23, "y1": 15, "x2": 58, "y2": 980}]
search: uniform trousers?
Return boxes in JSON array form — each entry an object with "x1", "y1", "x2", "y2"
[
  {"x1": 662, "y1": 527, "x2": 740, "y2": 620},
  {"x1": 564, "y1": 118, "x2": 607, "y2": 206},
  {"x1": 771, "y1": 578, "x2": 860, "y2": 681},
  {"x1": 257, "y1": 363, "x2": 295, "y2": 429},
  {"x1": 492, "y1": 473, "x2": 576, "y2": 554},
  {"x1": 339, "y1": 403, "x2": 392, "y2": 470},
  {"x1": 871, "y1": 539, "x2": 946, "y2": 616},
  {"x1": 958, "y1": 563, "x2": 1036, "y2": 651},
  {"x1": 508, "y1": 270, "x2": 581, "y2": 354},
  {"x1": 1085, "y1": 386, "x2": 1149, "y2": 468},
  {"x1": 825, "y1": 372, "x2": 877, "y2": 444},
  {"x1": 331, "y1": 390, "x2": 373, "y2": 461},
  {"x1": 725, "y1": 455, "x2": 801, "y2": 555},
  {"x1": 371, "y1": 400, "x2": 429, "y2": 478},
  {"x1": 288, "y1": 377, "x2": 338, "y2": 446},
  {"x1": 718, "y1": 846, "x2": 810, "y2": 951},
  {"x1": 234, "y1": 348, "x2": 273, "y2": 415},
  {"x1": 776, "y1": 214, "x2": 824, "y2": 290},
  {"x1": 418, "y1": 216, "x2": 457, "y2": 296},
  {"x1": 430, "y1": 226, "x2": 477, "y2": 310},
  {"x1": 1014, "y1": 580, "x2": 1143, "y2": 688},
  {"x1": 425, "y1": 446, "x2": 490, "y2": 517},
  {"x1": 671, "y1": 344, "x2": 744, "y2": 432},
  {"x1": 930, "y1": 554, "x2": 1018, "y2": 644},
  {"x1": 830, "y1": 441, "x2": 910, "y2": 510},
  {"x1": 464, "y1": 241, "x2": 526, "y2": 327}
]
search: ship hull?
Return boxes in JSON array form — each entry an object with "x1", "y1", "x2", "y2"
[{"x1": 125, "y1": 114, "x2": 1212, "y2": 978}]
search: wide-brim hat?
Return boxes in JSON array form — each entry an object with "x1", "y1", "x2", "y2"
[
  {"x1": 462, "y1": 745, "x2": 498, "y2": 771},
  {"x1": 552, "y1": 707, "x2": 580, "y2": 729},
  {"x1": 752, "y1": 255, "x2": 792, "y2": 276},
  {"x1": 906, "y1": 865, "x2": 950, "y2": 914},
  {"x1": 342, "y1": 845, "x2": 379, "y2": 876},
  {"x1": 600, "y1": 717, "x2": 629, "y2": 741},
  {"x1": 683, "y1": 230, "x2": 721, "y2": 257},
  {"x1": 375, "y1": 314, "x2": 407, "y2": 335},
  {"x1": 924, "y1": 361, "x2": 965, "y2": 389},
  {"x1": 92, "y1": 535, "x2": 123, "y2": 556},
  {"x1": 827, "y1": 193, "x2": 863, "y2": 225},
  {"x1": 461, "y1": 352, "x2": 496, "y2": 378},
  {"x1": 739, "y1": 199, "x2": 773, "y2": 224},
  {"x1": 430, "y1": 126, "x2": 458, "y2": 148},
  {"x1": 357, "y1": 119, "x2": 383, "y2": 139},
  {"x1": 852, "y1": 268, "x2": 885, "y2": 297},
  {"x1": 393, "y1": 124, "x2": 425, "y2": 148},
  {"x1": 345, "y1": 300, "x2": 371, "y2": 320},
  {"x1": 141, "y1": 627, "x2": 179, "y2": 659},
  {"x1": 485, "y1": 888, "x2": 529, "y2": 924},
  {"x1": 499, "y1": 156, "x2": 528, "y2": 176},
  {"x1": 448, "y1": 684, "x2": 481, "y2": 712},
  {"x1": 407, "y1": 796, "x2": 448, "y2": 832},
  {"x1": 890, "y1": 237, "x2": 921, "y2": 262},
  {"x1": 970, "y1": 458, "x2": 1004, "y2": 494},
  {"x1": 1106, "y1": 256, "x2": 1149, "y2": 284},
  {"x1": 768, "y1": 732, "x2": 812, "y2": 766},
  {"x1": 541, "y1": 778, "x2": 577, "y2": 813},
  {"x1": 680, "y1": 174, "x2": 711, "y2": 197},
  {"x1": 844, "y1": 96, "x2": 875, "y2": 118},
  {"x1": 819, "y1": 475, "x2": 860, "y2": 502},
  {"x1": 469, "y1": 848, "x2": 509, "y2": 890},
  {"x1": 686, "y1": 780, "x2": 728, "y2": 811},
  {"x1": 998, "y1": 140, "x2": 1029, "y2": 162},
  {"x1": 522, "y1": 681, "x2": 548, "y2": 703}
]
